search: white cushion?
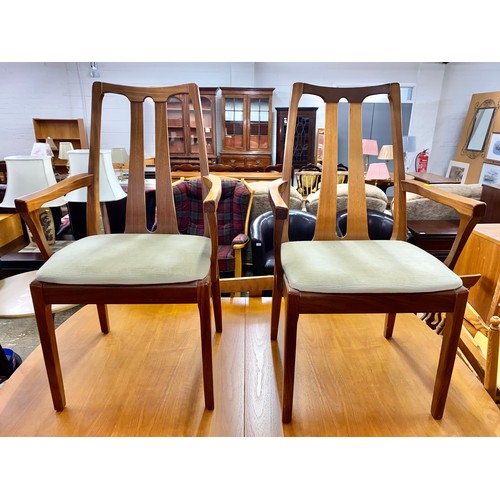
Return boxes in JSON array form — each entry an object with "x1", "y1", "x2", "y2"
[
  {"x1": 36, "y1": 234, "x2": 212, "y2": 285},
  {"x1": 281, "y1": 240, "x2": 462, "y2": 294}
]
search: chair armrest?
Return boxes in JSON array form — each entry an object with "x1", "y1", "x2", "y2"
[
  {"x1": 203, "y1": 174, "x2": 222, "y2": 278},
  {"x1": 401, "y1": 179, "x2": 486, "y2": 269},
  {"x1": 202, "y1": 174, "x2": 222, "y2": 214},
  {"x1": 14, "y1": 173, "x2": 93, "y2": 260},
  {"x1": 232, "y1": 233, "x2": 249, "y2": 249},
  {"x1": 269, "y1": 178, "x2": 289, "y2": 220}
]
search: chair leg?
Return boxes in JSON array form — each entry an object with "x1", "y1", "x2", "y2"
[
  {"x1": 234, "y1": 248, "x2": 242, "y2": 278},
  {"x1": 97, "y1": 304, "x2": 110, "y2": 334},
  {"x1": 384, "y1": 313, "x2": 397, "y2": 339},
  {"x1": 282, "y1": 295, "x2": 299, "y2": 423},
  {"x1": 431, "y1": 288, "x2": 468, "y2": 419},
  {"x1": 30, "y1": 281, "x2": 66, "y2": 411},
  {"x1": 271, "y1": 273, "x2": 282, "y2": 341},
  {"x1": 198, "y1": 284, "x2": 214, "y2": 410},
  {"x1": 211, "y1": 277, "x2": 223, "y2": 333}
]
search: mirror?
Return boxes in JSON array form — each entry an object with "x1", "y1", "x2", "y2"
[{"x1": 466, "y1": 106, "x2": 496, "y2": 152}]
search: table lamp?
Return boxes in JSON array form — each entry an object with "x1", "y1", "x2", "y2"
[
  {"x1": 31, "y1": 143, "x2": 54, "y2": 157},
  {"x1": 362, "y1": 139, "x2": 378, "y2": 172},
  {"x1": 58, "y1": 142, "x2": 74, "y2": 173},
  {"x1": 0, "y1": 156, "x2": 67, "y2": 246},
  {"x1": 365, "y1": 162, "x2": 390, "y2": 181},
  {"x1": 46, "y1": 137, "x2": 57, "y2": 152},
  {"x1": 378, "y1": 145, "x2": 393, "y2": 169},
  {"x1": 66, "y1": 149, "x2": 127, "y2": 236},
  {"x1": 66, "y1": 149, "x2": 127, "y2": 203},
  {"x1": 111, "y1": 148, "x2": 129, "y2": 181}
]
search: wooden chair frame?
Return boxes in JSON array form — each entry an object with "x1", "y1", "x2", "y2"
[
  {"x1": 270, "y1": 82, "x2": 487, "y2": 423},
  {"x1": 15, "y1": 82, "x2": 222, "y2": 412}
]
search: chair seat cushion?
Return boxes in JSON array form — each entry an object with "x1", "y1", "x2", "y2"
[
  {"x1": 281, "y1": 240, "x2": 462, "y2": 293},
  {"x1": 36, "y1": 234, "x2": 212, "y2": 285}
]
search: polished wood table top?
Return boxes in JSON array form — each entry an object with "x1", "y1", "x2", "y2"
[{"x1": 1, "y1": 298, "x2": 500, "y2": 437}]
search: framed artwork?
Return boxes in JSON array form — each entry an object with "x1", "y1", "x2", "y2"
[
  {"x1": 486, "y1": 132, "x2": 500, "y2": 162},
  {"x1": 479, "y1": 162, "x2": 500, "y2": 185},
  {"x1": 446, "y1": 160, "x2": 469, "y2": 184}
]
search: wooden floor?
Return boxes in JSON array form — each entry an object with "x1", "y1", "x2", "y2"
[{"x1": 1, "y1": 297, "x2": 500, "y2": 437}]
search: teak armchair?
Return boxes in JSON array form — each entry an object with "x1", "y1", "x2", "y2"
[
  {"x1": 15, "y1": 82, "x2": 222, "y2": 412},
  {"x1": 270, "y1": 82, "x2": 486, "y2": 423}
]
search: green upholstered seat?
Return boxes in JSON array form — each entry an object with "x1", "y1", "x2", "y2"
[
  {"x1": 36, "y1": 234, "x2": 211, "y2": 285},
  {"x1": 281, "y1": 240, "x2": 462, "y2": 294}
]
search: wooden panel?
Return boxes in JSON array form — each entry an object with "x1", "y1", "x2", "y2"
[
  {"x1": 0, "y1": 213, "x2": 23, "y2": 248},
  {"x1": 32, "y1": 118, "x2": 88, "y2": 175},
  {"x1": 455, "y1": 223, "x2": 500, "y2": 321}
]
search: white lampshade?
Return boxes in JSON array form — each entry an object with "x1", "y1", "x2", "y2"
[
  {"x1": 31, "y1": 142, "x2": 54, "y2": 157},
  {"x1": 378, "y1": 145, "x2": 393, "y2": 161},
  {"x1": 0, "y1": 156, "x2": 66, "y2": 208},
  {"x1": 111, "y1": 147, "x2": 129, "y2": 165},
  {"x1": 58, "y1": 142, "x2": 74, "y2": 160},
  {"x1": 65, "y1": 149, "x2": 127, "y2": 203},
  {"x1": 366, "y1": 162, "x2": 390, "y2": 180}
]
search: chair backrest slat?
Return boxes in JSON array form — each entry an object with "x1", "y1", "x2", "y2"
[{"x1": 126, "y1": 100, "x2": 147, "y2": 232}]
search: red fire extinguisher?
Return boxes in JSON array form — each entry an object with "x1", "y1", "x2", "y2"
[{"x1": 416, "y1": 149, "x2": 429, "y2": 173}]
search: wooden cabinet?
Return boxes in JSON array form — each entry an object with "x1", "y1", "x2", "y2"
[
  {"x1": 481, "y1": 184, "x2": 500, "y2": 223},
  {"x1": 167, "y1": 87, "x2": 217, "y2": 167},
  {"x1": 33, "y1": 118, "x2": 87, "y2": 175},
  {"x1": 219, "y1": 87, "x2": 274, "y2": 167},
  {"x1": 407, "y1": 219, "x2": 459, "y2": 262},
  {"x1": 275, "y1": 107, "x2": 317, "y2": 168}
]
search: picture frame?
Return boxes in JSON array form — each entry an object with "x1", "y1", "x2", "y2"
[
  {"x1": 486, "y1": 132, "x2": 500, "y2": 162},
  {"x1": 446, "y1": 160, "x2": 469, "y2": 184},
  {"x1": 479, "y1": 162, "x2": 500, "y2": 185}
]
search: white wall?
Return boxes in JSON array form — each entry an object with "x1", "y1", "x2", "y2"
[
  {"x1": 430, "y1": 62, "x2": 500, "y2": 175},
  {"x1": 1, "y1": 61, "x2": 499, "y2": 175}
]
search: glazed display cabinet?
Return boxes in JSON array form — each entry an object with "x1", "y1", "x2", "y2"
[
  {"x1": 275, "y1": 107, "x2": 317, "y2": 168},
  {"x1": 167, "y1": 87, "x2": 218, "y2": 167},
  {"x1": 219, "y1": 87, "x2": 274, "y2": 168}
]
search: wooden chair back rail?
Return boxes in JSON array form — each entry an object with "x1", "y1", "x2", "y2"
[{"x1": 88, "y1": 82, "x2": 211, "y2": 236}]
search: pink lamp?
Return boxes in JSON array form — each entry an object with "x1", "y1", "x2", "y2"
[
  {"x1": 365, "y1": 162, "x2": 390, "y2": 180},
  {"x1": 362, "y1": 139, "x2": 379, "y2": 172}
]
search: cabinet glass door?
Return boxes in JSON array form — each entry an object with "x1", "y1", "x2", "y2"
[
  {"x1": 167, "y1": 96, "x2": 186, "y2": 155},
  {"x1": 223, "y1": 97, "x2": 244, "y2": 150},
  {"x1": 189, "y1": 96, "x2": 214, "y2": 155},
  {"x1": 249, "y1": 97, "x2": 270, "y2": 150}
]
